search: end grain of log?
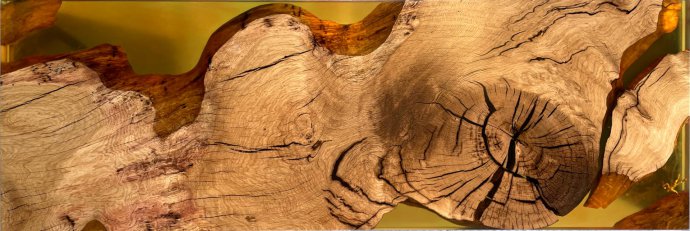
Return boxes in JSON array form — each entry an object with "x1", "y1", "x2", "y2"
[{"x1": 1, "y1": 0, "x2": 686, "y2": 229}]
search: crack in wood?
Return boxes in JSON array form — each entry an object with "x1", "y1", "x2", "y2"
[
  {"x1": 529, "y1": 46, "x2": 594, "y2": 64},
  {"x1": 221, "y1": 49, "x2": 312, "y2": 83},
  {"x1": 0, "y1": 0, "x2": 676, "y2": 229},
  {"x1": 0, "y1": 81, "x2": 85, "y2": 113},
  {"x1": 596, "y1": 0, "x2": 643, "y2": 14}
]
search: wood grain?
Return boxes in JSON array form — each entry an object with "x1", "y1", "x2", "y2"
[
  {"x1": 603, "y1": 52, "x2": 688, "y2": 182},
  {"x1": 587, "y1": 51, "x2": 689, "y2": 209},
  {"x1": 1, "y1": 2, "x2": 404, "y2": 138},
  {"x1": 1, "y1": 0, "x2": 685, "y2": 229}
]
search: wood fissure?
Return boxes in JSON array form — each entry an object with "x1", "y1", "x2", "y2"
[
  {"x1": 1, "y1": 0, "x2": 687, "y2": 229},
  {"x1": 585, "y1": 0, "x2": 683, "y2": 208},
  {"x1": 1, "y1": 2, "x2": 404, "y2": 138}
]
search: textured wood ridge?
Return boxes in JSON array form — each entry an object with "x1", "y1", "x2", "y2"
[
  {"x1": 586, "y1": 2, "x2": 686, "y2": 209},
  {"x1": 587, "y1": 51, "x2": 689, "y2": 209},
  {"x1": 0, "y1": 2, "x2": 404, "y2": 138},
  {"x1": 1, "y1": 0, "x2": 686, "y2": 230}
]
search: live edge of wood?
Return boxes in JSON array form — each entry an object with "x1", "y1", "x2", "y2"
[
  {"x1": 1, "y1": 0, "x2": 688, "y2": 230},
  {"x1": 1, "y1": 2, "x2": 404, "y2": 138}
]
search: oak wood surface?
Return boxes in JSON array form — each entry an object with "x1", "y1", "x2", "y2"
[
  {"x1": 587, "y1": 51, "x2": 689, "y2": 209},
  {"x1": 1, "y1": 0, "x2": 687, "y2": 230},
  {"x1": 1, "y1": 3, "x2": 404, "y2": 138}
]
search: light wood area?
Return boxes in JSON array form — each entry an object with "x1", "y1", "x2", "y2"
[
  {"x1": 587, "y1": 51, "x2": 689, "y2": 208},
  {"x1": 1, "y1": 0, "x2": 687, "y2": 230}
]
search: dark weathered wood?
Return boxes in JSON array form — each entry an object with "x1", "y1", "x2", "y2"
[
  {"x1": 1, "y1": 0, "x2": 687, "y2": 230},
  {"x1": 1, "y1": 0, "x2": 61, "y2": 45},
  {"x1": 614, "y1": 191, "x2": 688, "y2": 229}
]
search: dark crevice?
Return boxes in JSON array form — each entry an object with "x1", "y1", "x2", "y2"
[
  {"x1": 529, "y1": 46, "x2": 593, "y2": 64},
  {"x1": 595, "y1": 0, "x2": 642, "y2": 14},
  {"x1": 300, "y1": 89, "x2": 323, "y2": 109},
  {"x1": 0, "y1": 81, "x2": 84, "y2": 113},
  {"x1": 418, "y1": 101, "x2": 484, "y2": 128},
  {"x1": 454, "y1": 177, "x2": 491, "y2": 213},
  {"x1": 422, "y1": 127, "x2": 437, "y2": 160},
  {"x1": 497, "y1": 11, "x2": 602, "y2": 56},
  {"x1": 205, "y1": 140, "x2": 309, "y2": 154},
  {"x1": 331, "y1": 138, "x2": 368, "y2": 191},
  {"x1": 475, "y1": 89, "x2": 539, "y2": 221},
  {"x1": 221, "y1": 49, "x2": 312, "y2": 83},
  {"x1": 432, "y1": 173, "x2": 483, "y2": 201},
  {"x1": 545, "y1": 1, "x2": 590, "y2": 14},
  {"x1": 525, "y1": 176, "x2": 562, "y2": 215},
  {"x1": 453, "y1": 114, "x2": 464, "y2": 153},
  {"x1": 376, "y1": 148, "x2": 411, "y2": 197},
  {"x1": 329, "y1": 211, "x2": 358, "y2": 228},
  {"x1": 330, "y1": 138, "x2": 394, "y2": 207},
  {"x1": 531, "y1": 124, "x2": 574, "y2": 139},
  {"x1": 538, "y1": 141, "x2": 582, "y2": 150},
  {"x1": 62, "y1": 215, "x2": 75, "y2": 229},
  {"x1": 396, "y1": 146, "x2": 433, "y2": 202},
  {"x1": 482, "y1": 31, "x2": 525, "y2": 56},
  {"x1": 528, "y1": 99, "x2": 551, "y2": 131},
  {"x1": 323, "y1": 189, "x2": 367, "y2": 215},
  {"x1": 511, "y1": 197, "x2": 538, "y2": 204},
  {"x1": 426, "y1": 162, "x2": 487, "y2": 181},
  {"x1": 511, "y1": 91, "x2": 523, "y2": 124},
  {"x1": 356, "y1": 207, "x2": 387, "y2": 229},
  {"x1": 512, "y1": 0, "x2": 550, "y2": 24},
  {"x1": 477, "y1": 82, "x2": 502, "y2": 168}
]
